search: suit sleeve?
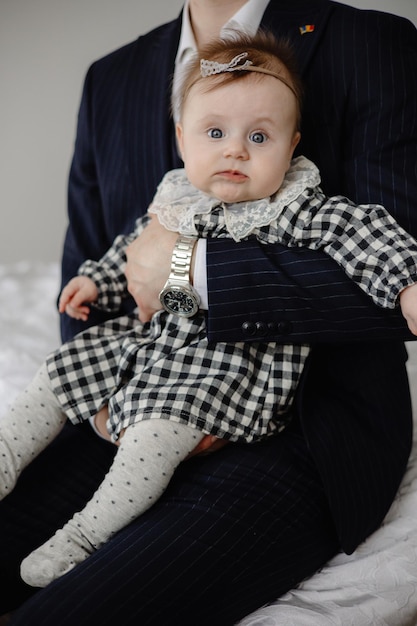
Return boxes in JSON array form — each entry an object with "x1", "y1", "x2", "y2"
[
  {"x1": 60, "y1": 50, "x2": 139, "y2": 342},
  {"x1": 62, "y1": 69, "x2": 108, "y2": 288},
  {"x1": 206, "y1": 13, "x2": 417, "y2": 343},
  {"x1": 257, "y1": 193, "x2": 417, "y2": 310},
  {"x1": 60, "y1": 67, "x2": 115, "y2": 340}
]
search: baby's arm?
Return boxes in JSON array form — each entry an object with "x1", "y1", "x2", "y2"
[
  {"x1": 59, "y1": 276, "x2": 99, "y2": 321},
  {"x1": 75, "y1": 217, "x2": 149, "y2": 315},
  {"x1": 400, "y1": 284, "x2": 417, "y2": 336}
]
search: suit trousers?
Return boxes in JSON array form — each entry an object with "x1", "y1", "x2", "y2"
[{"x1": 0, "y1": 408, "x2": 339, "y2": 626}]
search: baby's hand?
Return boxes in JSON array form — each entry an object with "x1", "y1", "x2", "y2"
[
  {"x1": 399, "y1": 284, "x2": 417, "y2": 336},
  {"x1": 59, "y1": 276, "x2": 99, "y2": 321}
]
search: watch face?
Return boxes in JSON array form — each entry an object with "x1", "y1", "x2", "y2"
[{"x1": 160, "y1": 286, "x2": 200, "y2": 317}]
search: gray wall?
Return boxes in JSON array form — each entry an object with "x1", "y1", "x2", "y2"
[{"x1": 1, "y1": 0, "x2": 416, "y2": 263}]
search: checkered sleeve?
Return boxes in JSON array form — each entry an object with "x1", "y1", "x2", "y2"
[
  {"x1": 257, "y1": 189, "x2": 417, "y2": 309},
  {"x1": 78, "y1": 215, "x2": 149, "y2": 312}
]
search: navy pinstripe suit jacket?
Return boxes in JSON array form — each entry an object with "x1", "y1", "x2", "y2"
[{"x1": 61, "y1": 0, "x2": 417, "y2": 553}]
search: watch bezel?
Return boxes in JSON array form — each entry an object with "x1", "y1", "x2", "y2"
[{"x1": 159, "y1": 281, "x2": 201, "y2": 318}]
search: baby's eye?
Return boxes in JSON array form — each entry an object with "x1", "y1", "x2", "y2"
[
  {"x1": 250, "y1": 132, "x2": 267, "y2": 144},
  {"x1": 208, "y1": 128, "x2": 224, "y2": 139}
]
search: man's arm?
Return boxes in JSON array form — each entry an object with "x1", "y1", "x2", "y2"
[
  {"x1": 204, "y1": 11, "x2": 417, "y2": 343},
  {"x1": 61, "y1": 47, "x2": 142, "y2": 342},
  {"x1": 61, "y1": 66, "x2": 120, "y2": 340}
]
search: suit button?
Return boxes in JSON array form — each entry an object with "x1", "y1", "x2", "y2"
[
  {"x1": 242, "y1": 321, "x2": 257, "y2": 336},
  {"x1": 277, "y1": 320, "x2": 292, "y2": 335},
  {"x1": 255, "y1": 321, "x2": 268, "y2": 337}
]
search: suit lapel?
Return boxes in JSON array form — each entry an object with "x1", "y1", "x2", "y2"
[
  {"x1": 123, "y1": 16, "x2": 183, "y2": 211},
  {"x1": 261, "y1": 0, "x2": 334, "y2": 75}
]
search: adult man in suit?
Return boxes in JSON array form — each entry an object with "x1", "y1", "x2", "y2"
[{"x1": 2, "y1": 1, "x2": 417, "y2": 624}]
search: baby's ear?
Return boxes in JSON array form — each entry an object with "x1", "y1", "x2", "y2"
[
  {"x1": 292, "y1": 131, "x2": 301, "y2": 153},
  {"x1": 287, "y1": 131, "x2": 301, "y2": 169},
  {"x1": 175, "y1": 123, "x2": 185, "y2": 160}
]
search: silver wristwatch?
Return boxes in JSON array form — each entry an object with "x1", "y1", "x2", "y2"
[{"x1": 159, "y1": 235, "x2": 201, "y2": 317}]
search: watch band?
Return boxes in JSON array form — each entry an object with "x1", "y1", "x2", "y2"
[
  {"x1": 159, "y1": 234, "x2": 200, "y2": 317},
  {"x1": 168, "y1": 235, "x2": 198, "y2": 283}
]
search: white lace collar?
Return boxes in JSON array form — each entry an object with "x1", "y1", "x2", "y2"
[{"x1": 149, "y1": 155, "x2": 321, "y2": 242}]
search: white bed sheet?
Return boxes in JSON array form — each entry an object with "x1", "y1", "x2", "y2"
[{"x1": 1, "y1": 261, "x2": 417, "y2": 625}]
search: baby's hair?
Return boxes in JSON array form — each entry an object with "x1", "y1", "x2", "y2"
[{"x1": 174, "y1": 31, "x2": 303, "y2": 130}]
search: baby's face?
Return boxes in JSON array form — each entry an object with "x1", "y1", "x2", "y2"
[{"x1": 176, "y1": 74, "x2": 300, "y2": 204}]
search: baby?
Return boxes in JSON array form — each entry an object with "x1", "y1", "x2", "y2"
[{"x1": 1, "y1": 32, "x2": 417, "y2": 588}]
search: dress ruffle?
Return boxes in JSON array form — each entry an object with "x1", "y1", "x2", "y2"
[{"x1": 149, "y1": 156, "x2": 321, "y2": 242}]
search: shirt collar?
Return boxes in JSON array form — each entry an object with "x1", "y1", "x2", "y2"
[
  {"x1": 176, "y1": 0, "x2": 196, "y2": 67},
  {"x1": 175, "y1": 0, "x2": 270, "y2": 67},
  {"x1": 223, "y1": 0, "x2": 270, "y2": 39}
]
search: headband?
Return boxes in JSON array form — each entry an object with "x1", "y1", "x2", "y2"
[{"x1": 200, "y1": 52, "x2": 298, "y2": 99}]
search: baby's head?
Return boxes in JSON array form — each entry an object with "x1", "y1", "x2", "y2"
[
  {"x1": 175, "y1": 31, "x2": 303, "y2": 130},
  {"x1": 174, "y1": 32, "x2": 303, "y2": 204}
]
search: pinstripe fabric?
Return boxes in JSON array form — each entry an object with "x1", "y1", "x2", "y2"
[
  {"x1": 4, "y1": 1, "x2": 416, "y2": 623},
  {"x1": 3, "y1": 418, "x2": 340, "y2": 625},
  {"x1": 206, "y1": 238, "x2": 413, "y2": 343}
]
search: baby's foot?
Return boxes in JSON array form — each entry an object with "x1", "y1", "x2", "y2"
[{"x1": 20, "y1": 524, "x2": 93, "y2": 587}]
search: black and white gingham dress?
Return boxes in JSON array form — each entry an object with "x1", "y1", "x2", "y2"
[{"x1": 47, "y1": 157, "x2": 417, "y2": 443}]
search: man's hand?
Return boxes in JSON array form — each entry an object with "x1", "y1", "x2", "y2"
[
  {"x1": 186, "y1": 435, "x2": 229, "y2": 458},
  {"x1": 125, "y1": 214, "x2": 178, "y2": 323}
]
